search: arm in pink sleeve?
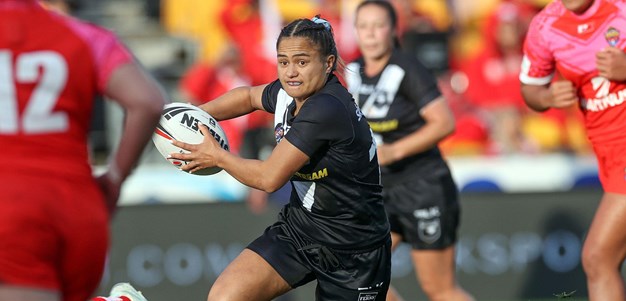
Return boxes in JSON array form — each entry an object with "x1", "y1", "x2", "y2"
[
  {"x1": 520, "y1": 14, "x2": 556, "y2": 85},
  {"x1": 92, "y1": 31, "x2": 134, "y2": 92}
]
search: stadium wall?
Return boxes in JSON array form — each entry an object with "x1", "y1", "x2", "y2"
[{"x1": 98, "y1": 155, "x2": 613, "y2": 300}]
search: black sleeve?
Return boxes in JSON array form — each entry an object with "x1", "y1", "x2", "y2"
[
  {"x1": 404, "y1": 57, "x2": 442, "y2": 109},
  {"x1": 261, "y1": 79, "x2": 282, "y2": 113},
  {"x1": 285, "y1": 95, "x2": 352, "y2": 157}
]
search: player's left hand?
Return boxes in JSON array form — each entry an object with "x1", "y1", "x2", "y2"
[
  {"x1": 170, "y1": 122, "x2": 223, "y2": 174},
  {"x1": 376, "y1": 144, "x2": 399, "y2": 166},
  {"x1": 596, "y1": 47, "x2": 626, "y2": 81}
]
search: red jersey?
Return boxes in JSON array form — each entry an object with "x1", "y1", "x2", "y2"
[
  {"x1": 520, "y1": 0, "x2": 626, "y2": 145},
  {"x1": 0, "y1": 0, "x2": 132, "y2": 177}
]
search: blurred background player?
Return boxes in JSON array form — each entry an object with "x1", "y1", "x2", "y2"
[
  {"x1": 452, "y1": 0, "x2": 534, "y2": 154},
  {"x1": 346, "y1": 1, "x2": 474, "y2": 301},
  {"x1": 0, "y1": 1, "x2": 166, "y2": 301},
  {"x1": 520, "y1": 0, "x2": 626, "y2": 300}
]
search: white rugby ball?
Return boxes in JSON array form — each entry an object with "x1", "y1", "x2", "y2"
[{"x1": 152, "y1": 102, "x2": 229, "y2": 175}]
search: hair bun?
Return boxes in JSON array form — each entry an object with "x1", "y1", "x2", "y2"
[{"x1": 311, "y1": 15, "x2": 331, "y2": 31}]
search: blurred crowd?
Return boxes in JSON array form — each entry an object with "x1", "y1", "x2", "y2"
[{"x1": 161, "y1": 0, "x2": 592, "y2": 158}]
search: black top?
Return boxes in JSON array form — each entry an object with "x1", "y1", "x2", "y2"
[
  {"x1": 262, "y1": 74, "x2": 389, "y2": 250},
  {"x1": 346, "y1": 50, "x2": 451, "y2": 186}
]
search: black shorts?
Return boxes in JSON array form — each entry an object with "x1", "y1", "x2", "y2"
[
  {"x1": 247, "y1": 222, "x2": 391, "y2": 301},
  {"x1": 383, "y1": 169, "x2": 460, "y2": 250}
]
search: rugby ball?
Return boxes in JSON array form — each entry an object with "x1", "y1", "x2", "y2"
[{"x1": 152, "y1": 102, "x2": 229, "y2": 175}]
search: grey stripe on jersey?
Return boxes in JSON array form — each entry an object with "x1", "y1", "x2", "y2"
[{"x1": 294, "y1": 181, "x2": 316, "y2": 211}]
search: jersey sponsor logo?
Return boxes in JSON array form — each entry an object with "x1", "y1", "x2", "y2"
[
  {"x1": 605, "y1": 27, "x2": 620, "y2": 47},
  {"x1": 582, "y1": 77, "x2": 626, "y2": 112},
  {"x1": 591, "y1": 76, "x2": 611, "y2": 98},
  {"x1": 357, "y1": 292, "x2": 378, "y2": 301},
  {"x1": 368, "y1": 119, "x2": 399, "y2": 133},
  {"x1": 294, "y1": 168, "x2": 328, "y2": 181}
]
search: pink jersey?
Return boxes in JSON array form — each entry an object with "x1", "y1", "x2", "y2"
[
  {"x1": 520, "y1": 0, "x2": 626, "y2": 145},
  {"x1": 0, "y1": 0, "x2": 132, "y2": 177}
]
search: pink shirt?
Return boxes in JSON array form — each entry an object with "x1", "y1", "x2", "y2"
[{"x1": 520, "y1": 0, "x2": 626, "y2": 145}]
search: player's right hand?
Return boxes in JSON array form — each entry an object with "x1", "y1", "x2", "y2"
[{"x1": 548, "y1": 80, "x2": 578, "y2": 108}]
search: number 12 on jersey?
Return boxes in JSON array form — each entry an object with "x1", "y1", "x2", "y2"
[{"x1": 0, "y1": 50, "x2": 68, "y2": 134}]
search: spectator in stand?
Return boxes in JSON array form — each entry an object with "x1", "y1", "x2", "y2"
[
  {"x1": 438, "y1": 72, "x2": 491, "y2": 156},
  {"x1": 219, "y1": 0, "x2": 283, "y2": 213},
  {"x1": 408, "y1": 0, "x2": 456, "y2": 33},
  {"x1": 220, "y1": 0, "x2": 280, "y2": 85},
  {"x1": 180, "y1": 45, "x2": 253, "y2": 154},
  {"x1": 452, "y1": 0, "x2": 537, "y2": 154},
  {"x1": 317, "y1": 0, "x2": 361, "y2": 63}
]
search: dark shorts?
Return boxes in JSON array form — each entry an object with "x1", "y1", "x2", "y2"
[
  {"x1": 383, "y1": 169, "x2": 460, "y2": 250},
  {"x1": 247, "y1": 222, "x2": 391, "y2": 301}
]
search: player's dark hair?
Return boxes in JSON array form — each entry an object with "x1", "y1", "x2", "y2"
[
  {"x1": 356, "y1": 0, "x2": 401, "y2": 48},
  {"x1": 276, "y1": 15, "x2": 344, "y2": 74}
]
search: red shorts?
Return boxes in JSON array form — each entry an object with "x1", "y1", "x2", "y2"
[
  {"x1": 593, "y1": 142, "x2": 626, "y2": 194},
  {"x1": 0, "y1": 173, "x2": 109, "y2": 301}
]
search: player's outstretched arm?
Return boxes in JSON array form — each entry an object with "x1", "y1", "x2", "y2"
[{"x1": 197, "y1": 84, "x2": 268, "y2": 121}]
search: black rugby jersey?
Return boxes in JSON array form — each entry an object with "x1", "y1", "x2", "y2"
[
  {"x1": 346, "y1": 50, "x2": 450, "y2": 185},
  {"x1": 261, "y1": 74, "x2": 389, "y2": 250}
]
